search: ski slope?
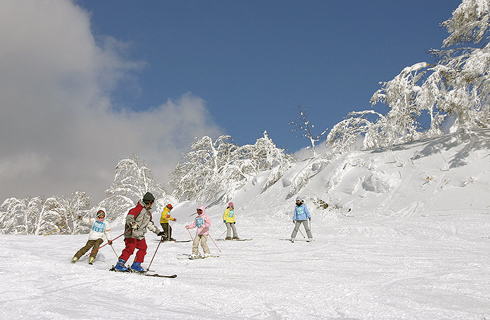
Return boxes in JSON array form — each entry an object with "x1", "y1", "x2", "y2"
[{"x1": 2, "y1": 130, "x2": 490, "y2": 319}]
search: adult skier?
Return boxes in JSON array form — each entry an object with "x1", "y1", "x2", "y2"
[
  {"x1": 114, "y1": 192, "x2": 165, "y2": 272},
  {"x1": 72, "y1": 208, "x2": 112, "y2": 264},
  {"x1": 290, "y1": 196, "x2": 313, "y2": 243}
]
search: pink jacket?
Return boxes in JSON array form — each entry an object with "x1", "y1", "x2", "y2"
[{"x1": 188, "y1": 206, "x2": 211, "y2": 235}]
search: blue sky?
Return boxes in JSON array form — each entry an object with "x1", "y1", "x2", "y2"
[
  {"x1": 79, "y1": 0, "x2": 460, "y2": 152},
  {"x1": 0, "y1": 0, "x2": 463, "y2": 202}
]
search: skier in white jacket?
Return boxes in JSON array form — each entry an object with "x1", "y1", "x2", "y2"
[{"x1": 72, "y1": 208, "x2": 112, "y2": 264}]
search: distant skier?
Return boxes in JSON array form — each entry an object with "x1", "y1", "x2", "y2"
[
  {"x1": 290, "y1": 197, "x2": 313, "y2": 243},
  {"x1": 185, "y1": 206, "x2": 212, "y2": 259},
  {"x1": 72, "y1": 208, "x2": 112, "y2": 264},
  {"x1": 223, "y1": 202, "x2": 239, "y2": 240},
  {"x1": 114, "y1": 192, "x2": 165, "y2": 272},
  {"x1": 160, "y1": 204, "x2": 176, "y2": 241}
]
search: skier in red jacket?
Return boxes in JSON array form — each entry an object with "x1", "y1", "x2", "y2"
[{"x1": 114, "y1": 192, "x2": 165, "y2": 272}]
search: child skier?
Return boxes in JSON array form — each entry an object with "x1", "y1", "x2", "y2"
[
  {"x1": 185, "y1": 206, "x2": 212, "y2": 259},
  {"x1": 160, "y1": 204, "x2": 176, "y2": 241},
  {"x1": 223, "y1": 202, "x2": 239, "y2": 240},
  {"x1": 290, "y1": 196, "x2": 313, "y2": 243},
  {"x1": 72, "y1": 208, "x2": 112, "y2": 264},
  {"x1": 114, "y1": 192, "x2": 165, "y2": 272}
]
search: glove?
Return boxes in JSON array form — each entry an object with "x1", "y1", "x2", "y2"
[
  {"x1": 131, "y1": 222, "x2": 138, "y2": 229},
  {"x1": 108, "y1": 240, "x2": 113, "y2": 246},
  {"x1": 185, "y1": 225, "x2": 190, "y2": 229},
  {"x1": 157, "y1": 231, "x2": 165, "y2": 236},
  {"x1": 223, "y1": 220, "x2": 226, "y2": 223}
]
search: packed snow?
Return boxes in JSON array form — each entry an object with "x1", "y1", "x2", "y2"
[{"x1": 2, "y1": 130, "x2": 490, "y2": 319}]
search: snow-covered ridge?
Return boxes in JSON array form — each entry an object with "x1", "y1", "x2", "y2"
[{"x1": 233, "y1": 128, "x2": 490, "y2": 221}]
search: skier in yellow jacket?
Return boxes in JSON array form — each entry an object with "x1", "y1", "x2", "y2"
[
  {"x1": 223, "y1": 202, "x2": 239, "y2": 240},
  {"x1": 160, "y1": 204, "x2": 176, "y2": 241}
]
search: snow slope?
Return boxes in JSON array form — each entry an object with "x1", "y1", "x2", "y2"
[{"x1": 2, "y1": 130, "x2": 490, "y2": 319}]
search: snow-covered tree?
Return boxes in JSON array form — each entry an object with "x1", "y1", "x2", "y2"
[
  {"x1": 47, "y1": 191, "x2": 91, "y2": 235},
  {"x1": 104, "y1": 154, "x2": 169, "y2": 222},
  {"x1": 290, "y1": 106, "x2": 328, "y2": 157},
  {"x1": 367, "y1": 0, "x2": 490, "y2": 146},
  {"x1": 170, "y1": 133, "x2": 293, "y2": 205},
  {"x1": 326, "y1": 110, "x2": 384, "y2": 153},
  {"x1": 170, "y1": 135, "x2": 238, "y2": 204},
  {"x1": 0, "y1": 192, "x2": 91, "y2": 235},
  {"x1": 323, "y1": 0, "x2": 490, "y2": 154},
  {"x1": 0, "y1": 197, "x2": 45, "y2": 234}
]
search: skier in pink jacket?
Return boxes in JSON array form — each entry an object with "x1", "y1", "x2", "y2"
[{"x1": 185, "y1": 206, "x2": 212, "y2": 259}]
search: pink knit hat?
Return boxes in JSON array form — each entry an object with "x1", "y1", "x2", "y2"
[{"x1": 229, "y1": 202, "x2": 234, "y2": 207}]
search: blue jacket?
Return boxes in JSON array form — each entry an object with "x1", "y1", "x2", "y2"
[{"x1": 293, "y1": 204, "x2": 311, "y2": 222}]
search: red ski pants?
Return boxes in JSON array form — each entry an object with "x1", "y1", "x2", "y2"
[{"x1": 120, "y1": 238, "x2": 147, "y2": 263}]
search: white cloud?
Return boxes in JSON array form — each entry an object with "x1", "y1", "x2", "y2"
[{"x1": 0, "y1": 0, "x2": 223, "y2": 203}]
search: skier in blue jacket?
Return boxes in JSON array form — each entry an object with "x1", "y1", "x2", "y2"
[{"x1": 290, "y1": 197, "x2": 313, "y2": 243}]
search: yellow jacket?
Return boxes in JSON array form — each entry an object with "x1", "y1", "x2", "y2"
[
  {"x1": 160, "y1": 206, "x2": 176, "y2": 224},
  {"x1": 223, "y1": 208, "x2": 236, "y2": 223}
]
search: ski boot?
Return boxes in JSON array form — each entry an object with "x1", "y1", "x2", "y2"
[
  {"x1": 225, "y1": 237, "x2": 232, "y2": 240},
  {"x1": 114, "y1": 258, "x2": 128, "y2": 272},
  {"x1": 290, "y1": 238, "x2": 295, "y2": 243},
  {"x1": 89, "y1": 257, "x2": 95, "y2": 264},
  {"x1": 130, "y1": 262, "x2": 145, "y2": 272},
  {"x1": 232, "y1": 236, "x2": 240, "y2": 240}
]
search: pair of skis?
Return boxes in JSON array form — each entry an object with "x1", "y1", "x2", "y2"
[
  {"x1": 109, "y1": 265, "x2": 177, "y2": 278},
  {"x1": 177, "y1": 254, "x2": 220, "y2": 260}
]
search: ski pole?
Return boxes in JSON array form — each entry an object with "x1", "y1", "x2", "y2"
[
  {"x1": 206, "y1": 232, "x2": 221, "y2": 253},
  {"x1": 214, "y1": 223, "x2": 223, "y2": 235},
  {"x1": 84, "y1": 228, "x2": 133, "y2": 257},
  {"x1": 147, "y1": 236, "x2": 164, "y2": 271},
  {"x1": 299, "y1": 228, "x2": 306, "y2": 238},
  {"x1": 219, "y1": 229, "x2": 227, "y2": 239},
  {"x1": 187, "y1": 227, "x2": 194, "y2": 240},
  {"x1": 293, "y1": 220, "x2": 306, "y2": 238},
  {"x1": 110, "y1": 244, "x2": 119, "y2": 259},
  {"x1": 44, "y1": 224, "x2": 66, "y2": 236}
]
